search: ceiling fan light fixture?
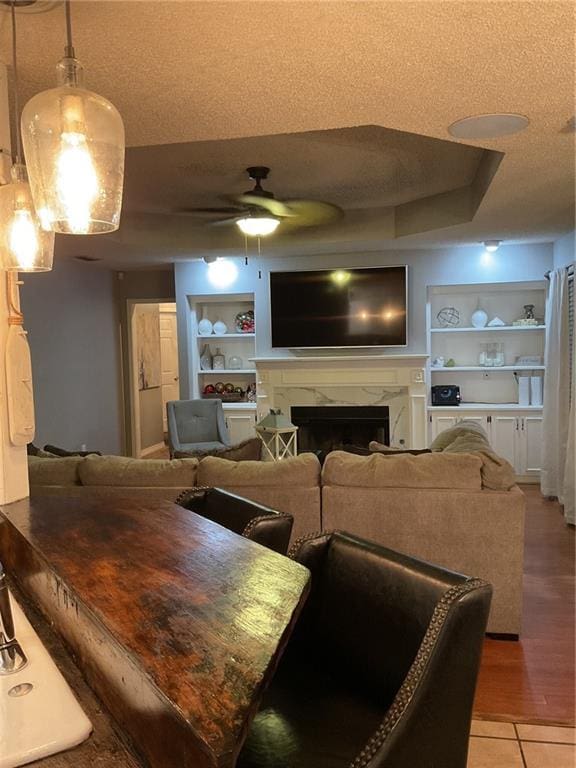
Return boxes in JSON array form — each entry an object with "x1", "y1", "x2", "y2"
[{"x1": 236, "y1": 215, "x2": 280, "y2": 237}]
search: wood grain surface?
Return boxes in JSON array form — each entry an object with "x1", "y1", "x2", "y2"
[
  {"x1": 475, "y1": 485, "x2": 575, "y2": 725},
  {"x1": 0, "y1": 496, "x2": 310, "y2": 768}
]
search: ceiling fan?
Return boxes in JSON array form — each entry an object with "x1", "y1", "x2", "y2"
[{"x1": 176, "y1": 166, "x2": 343, "y2": 236}]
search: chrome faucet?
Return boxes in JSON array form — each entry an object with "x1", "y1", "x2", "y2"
[{"x1": 0, "y1": 561, "x2": 27, "y2": 674}]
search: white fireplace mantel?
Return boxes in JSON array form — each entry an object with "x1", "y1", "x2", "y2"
[{"x1": 252, "y1": 354, "x2": 429, "y2": 448}]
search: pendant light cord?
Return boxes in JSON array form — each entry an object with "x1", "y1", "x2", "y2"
[
  {"x1": 10, "y1": 1, "x2": 22, "y2": 164},
  {"x1": 64, "y1": 0, "x2": 75, "y2": 58}
]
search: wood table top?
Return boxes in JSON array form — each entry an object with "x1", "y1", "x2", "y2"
[{"x1": 0, "y1": 496, "x2": 310, "y2": 768}]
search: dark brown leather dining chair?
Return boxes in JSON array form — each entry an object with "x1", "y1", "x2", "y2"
[
  {"x1": 236, "y1": 531, "x2": 492, "y2": 768},
  {"x1": 176, "y1": 487, "x2": 294, "y2": 555}
]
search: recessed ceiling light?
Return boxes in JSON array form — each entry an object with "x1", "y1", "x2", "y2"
[
  {"x1": 448, "y1": 114, "x2": 529, "y2": 140},
  {"x1": 483, "y1": 240, "x2": 501, "y2": 252}
]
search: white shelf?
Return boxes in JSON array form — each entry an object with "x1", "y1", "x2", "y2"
[
  {"x1": 428, "y1": 403, "x2": 543, "y2": 411},
  {"x1": 199, "y1": 369, "x2": 256, "y2": 375},
  {"x1": 222, "y1": 402, "x2": 257, "y2": 410},
  {"x1": 197, "y1": 333, "x2": 255, "y2": 340},
  {"x1": 431, "y1": 365, "x2": 545, "y2": 372},
  {"x1": 430, "y1": 325, "x2": 545, "y2": 333}
]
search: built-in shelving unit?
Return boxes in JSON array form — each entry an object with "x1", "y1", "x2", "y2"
[
  {"x1": 200, "y1": 369, "x2": 256, "y2": 375},
  {"x1": 188, "y1": 293, "x2": 258, "y2": 441},
  {"x1": 430, "y1": 365, "x2": 546, "y2": 372},
  {"x1": 198, "y1": 333, "x2": 256, "y2": 339},
  {"x1": 426, "y1": 280, "x2": 547, "y2": 480},
  {"x1": 430, "y1": 402, "x2": 544, "y2": 411},
  {"x1": 430, "y1": 325, "x2": 546, "y2": 333}
]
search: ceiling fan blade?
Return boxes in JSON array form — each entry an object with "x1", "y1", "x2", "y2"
[
  {"x1": 233, "y1": 194, "x2": 295, "y2": 218},
  {"x1": 174, "y1": 206, "x2": 246, "y2": 215},
  {"x1": 209, "y1": 217, "x2": 242, "y2": 228},
  {"x1": 282, "y1": 199, "x2": 344, "y2": 227}
]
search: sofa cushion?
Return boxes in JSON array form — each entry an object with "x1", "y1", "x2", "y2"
[
  {"x1": 28, "y1": 455, "x2": 83, "y2": 486},
  {"x1": 174, "y1": 437, "x2": 262, "y2": 462},
  {"x1": 198, "y1": 453, "x2": 321, "y2": 488},
  {"x1": 322, "y1": 450, "x2": 483, "y2": 490},
  {"x1": 78, "y1": 455, "x2": 198, "y2": 488},
  {"x1": 442, "y1": 434, "x2": 516, "y2": 490},
  {"x1": 429, "y1": 420, "x2": 489, "y2": 452}
]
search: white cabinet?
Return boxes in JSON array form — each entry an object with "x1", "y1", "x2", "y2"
[
  {"x1": 224, "y1": 408, "x2": 257, "y2": 444},
  {"x1": 519, "y1": 415, "x2": 543, "y2": 476},
  {"x1": 430, "y1": 415, "x2": 459, "y2": 440},
  {"x1": 429, "y1": 409, "x2": 542, "y2": 480},
  {"x1": 490, "y1": 415, "x2": 518, "y2": 468}
]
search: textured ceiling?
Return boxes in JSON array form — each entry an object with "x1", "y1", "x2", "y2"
[{"x1": 0, "y1": 0, "x2": 574, "y2": 267}]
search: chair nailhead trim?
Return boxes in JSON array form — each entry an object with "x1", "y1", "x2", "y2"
[
  {"x1": 174, "y1": 486, "x2": 213, "y2": 506},
  {"x1": 287, "y1": 530, "x2": 334, "y2": 560},
  {"x1": 349, "y1": 577, "x2": 488, "y2": 767},
  {"x1": 241, "y1": 513, "x2": 292, "y2": 539}
]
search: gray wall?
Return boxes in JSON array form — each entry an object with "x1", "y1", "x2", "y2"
[
  {"x1": 553, "y1": 231, "x2": 575, "y2": 268},
  {"x1": 21, "y1": 257, "x2": 123, "y2": 454},
  {"x1": 175, "y1": 243, "x2": 553, "y2": 397}
]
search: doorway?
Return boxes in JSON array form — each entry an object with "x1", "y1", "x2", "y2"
[
  {"x1": 159, "y1": 303, "x2": 179, "y2": 433},
  {"x1": 128, "y1": 301, "x2": 179, "y2": 457}
]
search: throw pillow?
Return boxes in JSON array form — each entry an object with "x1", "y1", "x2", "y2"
[
  {"x1": 429, "y1": 420, "x2": 490, "y2": 452},
  {"x1": 44, "y1": 444, "x2": 102, "y2": 457},
  {"x1": 174, "y1": 437, "x2": 262, "y2": 462},
  {"x1": 442, "y1": 434, "x2": 516, "y2": 490}
]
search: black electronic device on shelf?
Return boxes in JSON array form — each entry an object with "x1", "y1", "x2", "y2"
[{"x1": 431, "y1": 385, "x2": 461, "y2": 406}]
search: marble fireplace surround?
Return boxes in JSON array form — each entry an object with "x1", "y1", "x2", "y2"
[{"x1": 252, "y1": 355, "x2": 429, "y2": 449}]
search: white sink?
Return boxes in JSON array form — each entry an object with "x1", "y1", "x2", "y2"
[{"x1": 0, "y1": 591, "x2": 92, "y2": 768}]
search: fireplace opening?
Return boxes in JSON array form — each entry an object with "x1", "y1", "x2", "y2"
[{"x1": 291, "y1": 406, "x2": 390, "y2": 454}]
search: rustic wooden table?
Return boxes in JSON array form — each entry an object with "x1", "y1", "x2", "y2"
[{"x1": 0, "y1": 496, "x2": 310, "y2": 768}]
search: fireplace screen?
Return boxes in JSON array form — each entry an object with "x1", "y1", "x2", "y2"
[{"x1": 291, "y1": 406, "x2": 390, "y2": 453}]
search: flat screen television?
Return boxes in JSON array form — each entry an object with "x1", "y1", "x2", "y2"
[{"x1": 270, "y1": 266, "x2": 407, "y2": 348}]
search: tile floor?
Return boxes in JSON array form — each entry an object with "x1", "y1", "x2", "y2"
[{"x1": 468, "y1": 720, "x2": 576, "y2": 767}]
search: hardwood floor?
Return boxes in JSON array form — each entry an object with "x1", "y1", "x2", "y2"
[{"x1": 474, "y1": 485, "x2": 575, "y2": 725}]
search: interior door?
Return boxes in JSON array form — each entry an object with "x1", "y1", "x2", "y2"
[{"x1": 160, "y1": 306, "x2": 179, "y2": 432}]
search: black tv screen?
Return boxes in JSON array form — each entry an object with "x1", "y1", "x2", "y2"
[{"x1": 270, "y1": 266, "x2": 407, "y2": 348}]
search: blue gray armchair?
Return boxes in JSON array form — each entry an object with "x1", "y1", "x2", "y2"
[{"x1": 166, "y1": 399, "x2": 230, "y2": 457}]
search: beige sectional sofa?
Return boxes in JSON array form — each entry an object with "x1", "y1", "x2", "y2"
[
  {"x1": 321, "y1": 451, "x2": 525, "y2": 637},
  {"x1": 28, "y1": 449, "x2": 524, "y2": 635}
]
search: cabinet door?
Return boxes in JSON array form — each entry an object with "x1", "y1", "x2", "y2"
[
  {"x1": 456, "y1": 414, "x2": 489, "y2": 431},
  {"x1": 430, "y1": 415, "x2": 459, "y2": 442},
  {"x1": 225, "y1": 412, "x2": 256, "y2": 444},
  {"x1": 490, "y1": 415, "x2": 519, "y2": 470},
  {"x1": 520, "y1": 415, "x2": 543, "y2": 475}
]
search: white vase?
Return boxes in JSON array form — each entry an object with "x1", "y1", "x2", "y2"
[
  {"x1": 471, "y1": 308, "x2": 488, "y2": 328},
  {"x1": 198, "y1": 309, "x2": 213, "y2": 336},
  {"x1": 213, "y1": 320, "x2": 228, "y2": 335}
]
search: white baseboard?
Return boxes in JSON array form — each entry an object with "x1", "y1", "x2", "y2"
[{"x1": 139, "y1": 442, "x2": 166, "y2": 457}]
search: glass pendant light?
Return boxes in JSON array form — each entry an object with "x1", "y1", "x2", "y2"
[
  {"x1": 0, "y1": 1, "x2": 54, "y2": 272},
  {"x1": 21, "y1": 0, "x2": 125, "y2": 235}
]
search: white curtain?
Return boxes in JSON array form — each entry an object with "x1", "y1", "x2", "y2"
[{"x1": 541, "y1": 268, "x2": 574, "y2": 523}]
